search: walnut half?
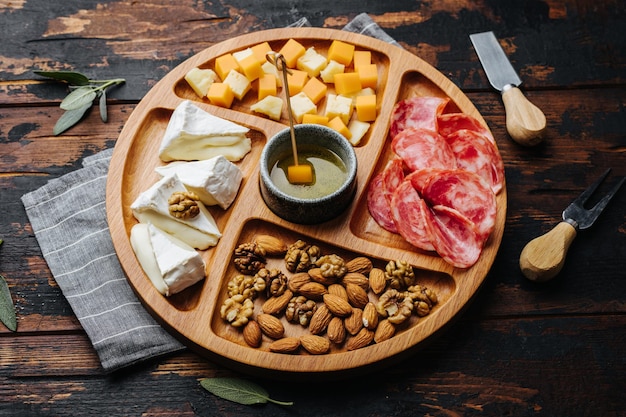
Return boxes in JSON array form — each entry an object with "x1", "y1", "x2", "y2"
[{"x1": 168, "y1": 191, "x2": 200, "y2": 219}]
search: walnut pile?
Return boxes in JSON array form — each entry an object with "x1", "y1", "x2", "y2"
[
  {"x1": 168, "y1": 191, "x2": 200, "y2": 219},
  {"x1": 221, "y1": 235, "x2": 439, "y2": 355}
]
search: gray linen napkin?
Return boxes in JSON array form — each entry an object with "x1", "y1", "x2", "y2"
[{"x1": 21, "y1": 13, "x2": 397, "y2": 373}]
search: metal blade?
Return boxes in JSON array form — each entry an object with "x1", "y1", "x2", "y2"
[{"x1": 470, "y1": 31, "x2": 522, "y2": 92}]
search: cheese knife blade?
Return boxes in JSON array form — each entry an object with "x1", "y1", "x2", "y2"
[{"x1": 470, "y1": 31, "x2": 546, "y2": 146}]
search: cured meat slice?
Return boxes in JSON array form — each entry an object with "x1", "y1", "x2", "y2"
[
  {"x1": 389, "y1": 97, "x2": 449, "y2": 139},
  {"x1": 391, "y1": 128, "x2": 457, "y2": 172},
  {"x1": 367, "y1": 172, "x2": 397, "y2": 233},
  {"x1": 444, "y1": 129, "x2": 505, "y2": 194},
  {"x1": 390, "y1": 179, "x2": 434, "y2": 251},
  {"x1": 381, "y1": 157, "x2": 406, "y2": 197},
  {"x1": 424, "y1": 204, "x2": 482, "y2": 269},
  {"x1": 421, "y1": 169, "x2": 496, "y2": 242},
  {"x1": 405, "y1": 168, "x2": 446, "y2": 194},
  {"x1": 437, "y1": 112, "x2": 495, "y2": 144}
]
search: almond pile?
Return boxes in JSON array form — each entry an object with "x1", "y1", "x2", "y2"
[{"x1": 221, "y1": 234, "x2": 438, "y2": 355}]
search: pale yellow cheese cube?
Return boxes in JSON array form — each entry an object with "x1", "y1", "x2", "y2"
[
  {"x1": 320, "y1": 60, "x2": 345, "y2": 83},
  {"x1": 184, "y1": 68, "x2": 217, "y2": 98},
  {"x1": 289, "y1": 92, "x2": 317, "y2": 123},
  {"x1": 223, "y1": 70, "x2": 251, "y2": 100},
  {"x1": 232, "y1": 48, "x2": 254, "y2": 64},
  {"x1": 347, "y1": 119, "x2": 370, "y2": 146},
  {"x1": 324, "y1": 93, "x2": 353, "y2": 124},
  {"x1": 296, "y1": 47, "x2": 328, "y2": 77},
  {"x1": 250, "y1": 95, "x2": 283, "y2": 121}
]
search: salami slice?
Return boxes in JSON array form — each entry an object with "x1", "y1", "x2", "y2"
[
  {"x1": 421, "y1": 169, "x2": 496, "y2": 242},
  {"x1": 390, "y1": 179, "x2": 435, "y2": 251},
  {"x1": 391, "y1": 128, "x2": 457, "y2": 172},
  {"x1": 437, "y1": 112, "x2": 495, "y2": 144},
  {"x1": 389, "y1": 96, "x2": 449, "y2": 139},
  {"x1": 405, "y1": 168, "x2": 446, "y2": 194},
  {"x1": 424, "y1": 204, "x2": 482, "y2": 269},
  {"x1": 444, "y1": 129, "x2": 505, "y2": 194},
  {"x1": 367, "y1": 172, "x2": 397, "y2": 233}
]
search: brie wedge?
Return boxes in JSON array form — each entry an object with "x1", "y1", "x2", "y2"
[
  {"x1": 131, "y1": 173, "x2": 221, "y2": 250},
  {"x1": 130, "y1": 223, "x2": 205, "y2": 296},
  {"x1": 159, "y1": 100, "x2": 251, "y2": 162},
  {"x1": 155, "y1": 155, "x2": 243, "y2": 209}
]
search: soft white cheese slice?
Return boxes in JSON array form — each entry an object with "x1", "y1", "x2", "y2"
[
  {"x1": 131, "y1": 173, "x2": 221, "y2": 250},
  {"x1": 130, "y1": 223, "x2": 205, "y2": 296},
  {"x1": 158, "y1": 100, "x2": 251, "y2": 162},
  {"x1": 155, "y1": 156, "x2": 243, "y2": 209}
]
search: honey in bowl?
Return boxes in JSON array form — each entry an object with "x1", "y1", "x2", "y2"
[
  {"x1": 259, "y1": 124, "x2": 357, "y2": 224},
  {"x1": 270, "y1": 145, "x2": 348, "y2": 199}
]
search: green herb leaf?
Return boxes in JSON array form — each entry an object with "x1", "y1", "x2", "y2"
[
  {"x1": 60, "y1": 86, "x2": 97, "y2": 111},
  {"x1": 34, "y1": 70, "x2": 90, "y2": 86},
  {"x1": 53, "y1": 104, "x2": 92, "y2": 135},
  {"x1": 0, "y1": 274, "x2": 17, "y2": 332},
  {"x1": 200, "y1": 377, "x2": 293, "y2": 406},
  {"x1": 99, "y1": 90, "x2": 108, "y2": 122}
]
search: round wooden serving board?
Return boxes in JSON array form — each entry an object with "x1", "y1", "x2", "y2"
[{"x1": 106, "y1": 27, "x2": 506, "y2": 378}]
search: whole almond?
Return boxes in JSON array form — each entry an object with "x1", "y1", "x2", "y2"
[
  {"x1": 269, "y1": 337, "x2": 301, "y2": 353},
  {"x1": 323, "y1": 294, "x2": 353, "y2": 317},
  {"x1": 346, "y1": 328, "x2": 374, "y2": 351},
  {"x1": 308, "y1": 304, "x2": 333, "y2": 335},
  {"x1": 344, "y1": 307, "x2": 364, "y2": 335},
  {"x1": 362, "y1": 302, "x2": 379, "y2": 330},
  {"x1": 242, "y1": 320, "x2": 262, "y2": 348},
  {"x1": 254, "y1": 234, "x2": 287, "y2": 256},
  {"x1": 340, "y1": 272, "x2": 369, "y2": 291},
  {"x1": 327, "y1": 317, "x2": 346, "y2": 344},
  {"x1": 346, "y1": 283, "x2": 369, "y2": 309},
  {"x1": 368, "y1": 267, "x2": 387, "y2": 295},
  {"x1": 288, "y1": 272, "x2": 312, "y2": 293},
  {"x1": 300, "y1": 334, "x2": 330, "y2": 355},
  {"x1": 256, "y1": 313, "x2": 284, "y2": 339},
  {"x1": 262, "y1": 289, "x2": 293, "y2": 315},
  {"x1": 374, "y1": 319, "x2": 396, "y2": 343},
  {"x1": 345, "y1": 257, "x2": 373, "y2": 275},
  {"x1": 327, "y1": 283, "x2": 348, "y2": 301},
  {"x1": 298, "y1": 282, "x2": 327, "y2": 300},
  {"x1": 308, "y1": 267, "x2": 336, "y2": 286}
]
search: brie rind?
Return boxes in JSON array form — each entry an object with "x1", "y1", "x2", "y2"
[
  {"x1": 159, "y1": 100, "x2": 251, "y2": 162},
  {"x1": 130, "y1": 223, "x2": 205, "y2": 296},
  {"x1": 155, "y1": 156, "x2": 243, "y2": 209},
  {"x1": 131, "y1": 173, "x2": 221, "y2": 250}
]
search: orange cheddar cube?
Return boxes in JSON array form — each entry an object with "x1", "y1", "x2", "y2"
[
  {"x1": 355, "y1": 94, "x2": 377, "y2": 122},
  {"x1": 286, "y1": 69, "x2": 308, "y2": 95},
  {"x1": 301, "y1": 114, "x2": 329, "y2": 125},
  {"x1": 214, "y1": 53, "x2": 240, "y2": 81},
  {"x1": 258, "y1": 73, "x2": 277, "y2": 100},
  {"x1": 301, "y1": 76, "x2": 327, "y2": 104},
  {"x1": 251, "y1": 41, "x2": 272, "y2": 63},
  {"x1": 353, "y1": 50, "x2": 372, "y2": 69},
  {"x1": 328, "y1": 116, "x2": 352, "y2": 139},
  {"x1": 207, "y1": 82, "x2": 234, "y2": 108},
  {"x1": 357, "y1": 64, "x2": 378, "y2": 89},
  {"x1": 278, "y1": 38, "x2": 306, "y2": 68},
  {"x1": 238, "y1": 53, "x2": 264, "y2": 81},
  {"x1": 328, "y1": 40, "x2": 355, "y2": 66},
  {"x1": 334, "y1": 72, "x2": 362, "y2": 95}
]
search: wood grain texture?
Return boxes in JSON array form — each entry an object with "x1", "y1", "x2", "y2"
[{"x1": 1, "y1": 0, "x2": 625, "y2": 415}]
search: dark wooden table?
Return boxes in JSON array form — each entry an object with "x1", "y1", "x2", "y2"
[{"x1": 1, "y1": 1, "x2": 625, "y2": 416}]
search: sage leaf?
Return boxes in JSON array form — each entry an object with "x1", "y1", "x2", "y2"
[
  {"x1": 0, "y1": 274, "x2": 17, "y2": 332},
  {"x1": 53, "y1": 103, "x2": 92, "y2": 135},
  {"x1": 99, "y1": 90, "x2": 108, "y2": 122},
  {"x1": 60, "y1": 86, "x2": 97, "y2": 111},
  {"x1": 34, "y1": 70, "x2": 90, "y2": 86},
  {"x1": 200, "y1": 377, "x2": 293, "y2": 406}
]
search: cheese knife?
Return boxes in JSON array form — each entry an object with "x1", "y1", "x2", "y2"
[{"x1": 470, "y1": 31, "x2": 546, "y2": 146}]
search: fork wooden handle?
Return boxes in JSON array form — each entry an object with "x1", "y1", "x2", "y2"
[
  {"x1": 519, "y1": 221, "x2": 578, "y2": 282},
  {"x1": 502, "y1": 86, "x2": 547, "y2": 146}
]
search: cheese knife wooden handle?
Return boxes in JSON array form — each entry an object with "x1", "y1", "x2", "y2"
[{"x1": 502, "y1": 85, "x2": 547, "y2": 146}]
